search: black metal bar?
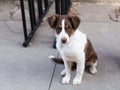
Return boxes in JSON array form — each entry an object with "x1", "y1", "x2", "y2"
[
  {"x1": 61, "y1": 0, "x2": 66, "y2": 15},
  {"x1": 55, "y1": 0, "x2": 71, "y2": 15},
  {"x1": 68, "y1": 0, "x2": 72, "y2": 13},
  {"x1": 28, "y1": 0, "x2": 36, "y2": 30},
  {"x1": 20, "y1": 0, "x2": 27, "y2": 41},
  {"x1": 37, "y1": 0, "x2": 43, "y2": 18},
  {"x1": 44, "y1": 0, "x2": 49, "y2": 10},
  {"x1": 68, "y1": 0, "x2": 71, "y2": 6},
  {"x1": 65, "y1": 0, "x2": 68, "y2": 14},
  {"x1": 65, "y1": 0, "x2": 71, "y2": 14},
  {"x1": 55, "y1": 0, "x2": 60, "y2": 14},
  {"x1": 31, "y1": 0, "x2": 36, "y2": 25},
  {"x1": 21, "y1": 0, "x2": 53, "y2": 47}
]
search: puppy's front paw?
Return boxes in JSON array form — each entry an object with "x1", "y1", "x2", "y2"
[
  {"x1": 62, "y1": 76, "x2": 70, "y2": 84},
  {"x1": 73, "y1": 78, "x2": 81, "y2": 85}
]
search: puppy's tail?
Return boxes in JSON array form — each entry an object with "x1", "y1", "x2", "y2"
[{"x1": 48, "y1": 55, "x2": 64, "y2": 64}]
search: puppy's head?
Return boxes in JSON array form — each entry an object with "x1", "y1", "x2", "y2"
[{"x1": 48, "y1": 15, "x2": 80, "y2": 44}]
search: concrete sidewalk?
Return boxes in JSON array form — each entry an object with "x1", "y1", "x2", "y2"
[{"x1": 0, "y1": 1, "x2": 120, "y2": 90}]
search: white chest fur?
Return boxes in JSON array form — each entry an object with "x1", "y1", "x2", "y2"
[{"x1": 56, "y1": 30, "x2": 87, "y2": 62}]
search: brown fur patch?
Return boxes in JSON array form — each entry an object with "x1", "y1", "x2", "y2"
[
  {"x1": 48, "y1": 15, "x2": 81, "y2": 37},
  {"x1": 50, "y1": 57, "x2": 76, "y2": 71},
  {"x1": 47, "y1": 14, "x2": 59, "y2": 29},
  {"x1": 84, "y1": 39, "x2": 98, "y2": 65}
]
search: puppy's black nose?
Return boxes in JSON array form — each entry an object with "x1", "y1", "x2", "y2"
[{"x1": 61, "y1": 38, "x2": 67, "y2": 44}]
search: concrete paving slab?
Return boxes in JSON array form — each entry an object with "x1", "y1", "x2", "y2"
[
  {"x1": 75, "y1": 3, "x2": 120, "y2": 23},
  {"x1": 0, "y1": 19, "x2": 57, "y2": 90},
  {"x1": 0, "y1": 1, "x2": 16, "y2": 20}
]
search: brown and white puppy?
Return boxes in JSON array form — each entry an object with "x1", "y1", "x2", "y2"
[{"x1": 48, "y1": 15, "x2": 98, "y2": 85}]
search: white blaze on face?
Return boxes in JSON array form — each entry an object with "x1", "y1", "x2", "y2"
[
  {"x1": 57, "y1": 19, "x2": 69, "y2": 44},
  {"x1": 62, "y1": 19, "x2": 65, "y2": 31}
]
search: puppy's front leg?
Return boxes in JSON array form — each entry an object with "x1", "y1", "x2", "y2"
[
  {"x1": 62, "y1": 61, "x2": 72, "y2": 84},
  {"x1": 73, "y1": 59, "x2": 85, "y2": 85}
]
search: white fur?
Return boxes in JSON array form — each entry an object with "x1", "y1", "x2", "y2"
[
  {"x1": 90, "y1": 61, "x2": 98, "y2": 74},
  {"x1": 48, "y1": 55, "x2": 55, "y2": 59},
  {"x1": 60, "y1": 69, "x2": 66, "y2": 76},
  {"x1": 55, "y1": 19, "x2": 87, "y2": 85}
]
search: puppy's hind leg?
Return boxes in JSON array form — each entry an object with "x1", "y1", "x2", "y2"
[
  {"x1": 85, "y1": 53, "x2": 98, "y2": 75},
  {"x1": 89, "y1": 61, "x2": 98, "y2": 74}
]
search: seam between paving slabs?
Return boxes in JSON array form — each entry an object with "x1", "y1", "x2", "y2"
[
  {"x1": 48, "y1": 63, "x2": 57, "y2": 90},
  {"x1": 48, "y1": 53, "x2": 59, "y2": 90}
]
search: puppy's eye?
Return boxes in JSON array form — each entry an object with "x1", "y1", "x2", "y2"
[
  {"x1": 56, "y1": 27, "x2": 62, "y2": 34},
  {"x1": 59, "y1": 25, "x2": 62, "y2": 28},
  {"x1": 65, "y1": 25, "x2": 69, "y2": 28}
]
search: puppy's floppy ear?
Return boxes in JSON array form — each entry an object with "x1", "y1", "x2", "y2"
[
  {"x1": 47, "y1": 14, "x2": 59, "y2": 29},
  {"x1": 69, "y1": 15, "x2": 81, "y2": 30}
]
